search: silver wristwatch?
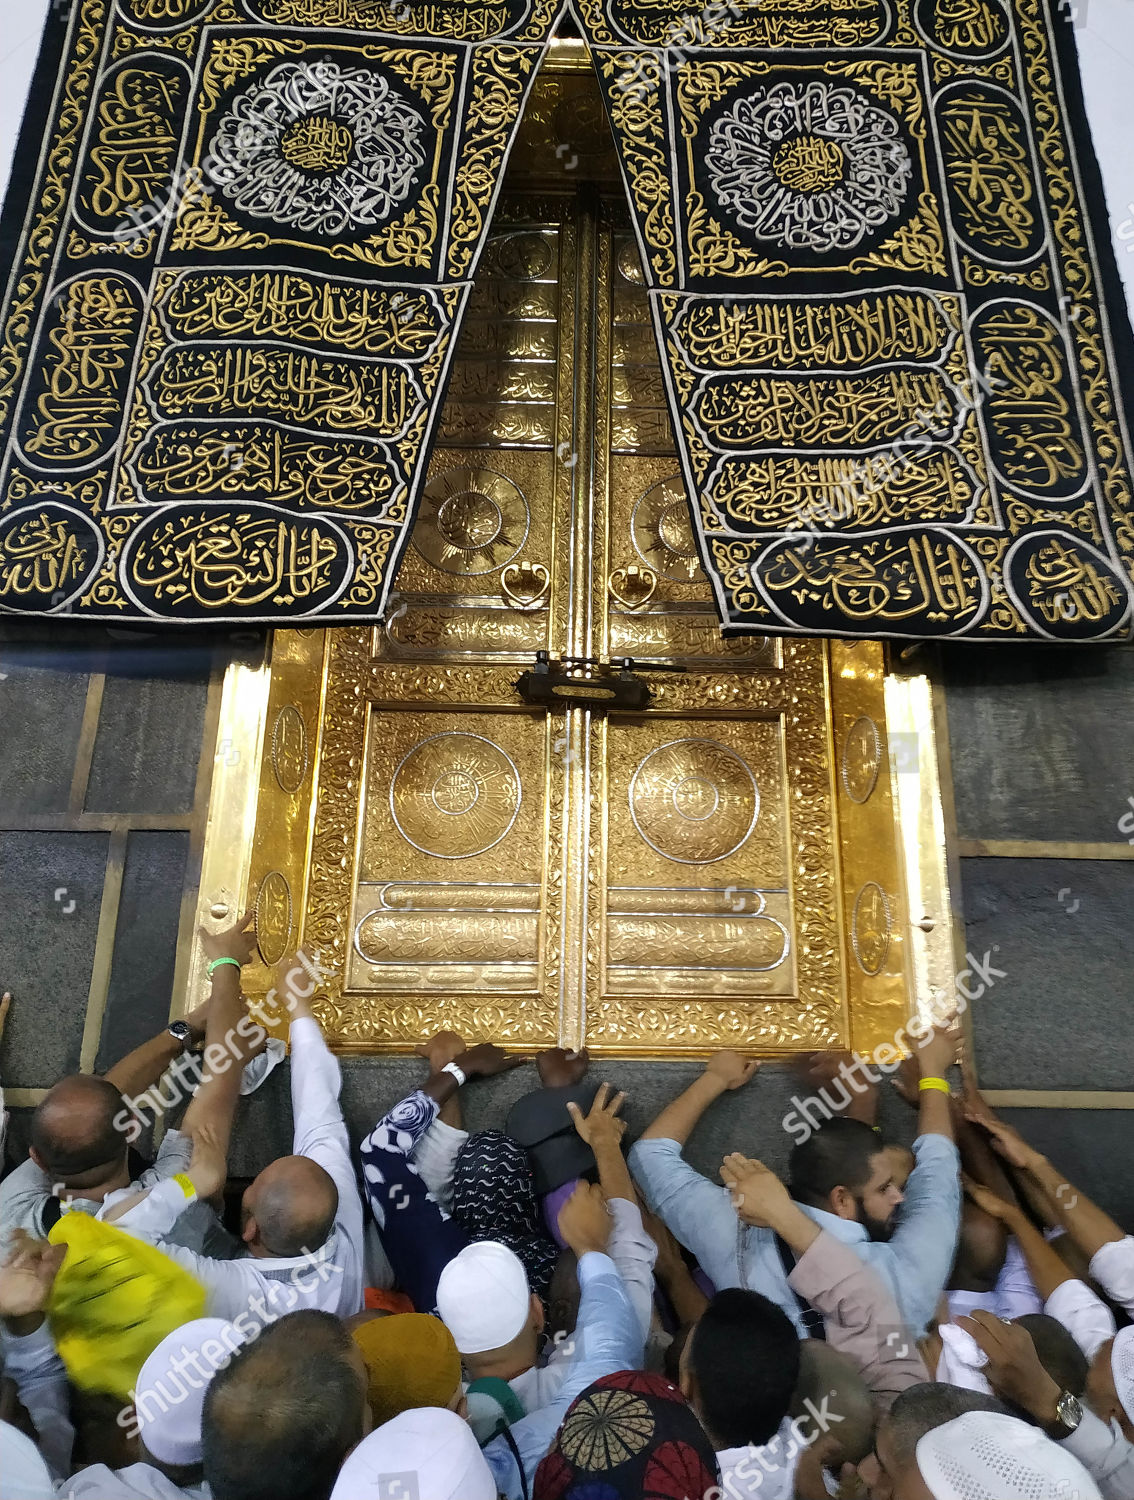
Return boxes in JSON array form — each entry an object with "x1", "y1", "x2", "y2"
[{"x1": 1047, "y1": 1390, "x2": 1083, "y2": 1440}]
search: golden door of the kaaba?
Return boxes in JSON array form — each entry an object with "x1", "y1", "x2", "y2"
[{"x1": 197, "y1": 44, "x2": 956, "y2": 1058}]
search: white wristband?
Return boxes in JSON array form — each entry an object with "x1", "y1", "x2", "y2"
[{"x1": 442, "y1": 1061, "x2": 467, "y2": 1087}]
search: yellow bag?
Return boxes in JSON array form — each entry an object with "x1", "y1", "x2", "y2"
[{"x1": 48, "y1": 1212, "x2": 206, "y2": 1400}]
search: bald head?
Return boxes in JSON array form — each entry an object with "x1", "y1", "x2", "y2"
[
  {"x1": 243, "y1": 1156, "x2": 338, "y2": 1258},
  {"x1": 30, "y1": 1075, "x2": 129, "y2": 1186}
]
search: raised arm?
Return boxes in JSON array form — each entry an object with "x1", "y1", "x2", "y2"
[
  {"x1": 640, "y1": 1050, "x2": 759, "y2": 1145},
  {"x1": 178, "y1": 911, "x2": 262, "y2": 1161},
  {"x1": 102, "y1": 994, "x2": 209, "y2": 1098},
  {"x1": 972, "y1": 1111, "x2": 1126, "y2": 1261},
  {"x1": 628, "y1": 1054, "x2": 760, "y2": 1291}
]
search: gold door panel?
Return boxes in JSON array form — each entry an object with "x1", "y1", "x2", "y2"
[
  {"x1": 351, "y1": 710, "x2": 546, "y2": 1003},
  {"x1": 213, "y1": 46, "x2": 954, "y2": 1058}
]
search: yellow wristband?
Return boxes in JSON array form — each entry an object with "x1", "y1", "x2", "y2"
[
  {"x1": 918, "y1": 1076, "x2": 950, "y2": 1094},
  {"x1": 173, "y1": 1173, "x2": 197, "y2": 1200}
]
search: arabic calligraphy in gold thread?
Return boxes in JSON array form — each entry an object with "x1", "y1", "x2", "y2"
[
  {"x1": 242, "y1": 0, "x2": 559, "y2": 44},
  {"x1": 974, "y1": 304, "x2": 1086, "y2": 494},
  {"x1": 753, "y1": 534, "x2": 984, "y2": 626},
  {"x1": 1023, "y1": 536, "x2": 1125, "y2": 628},
  {"x1": 693, "y1": 370, "x2": 958, "y2": 450},
  {"x1": 938, "y1": 89, "x2": 1038, "y2": 255},
  {"x1": 20, "y1": 276, "x2": 142, "y2": 465},
  {"x1": 161, "y1": 271, "x2": 455, "y2": 358},
  {"x1": 129, "y1": 426, "x2": 403, "y2": 514},
  {"x1": 707, "y1": 451, "x2": 982, "y2": 532},
  {"x1": 0, "y1": 511, "x2": 93, "y2": 602},
  {"x1": 127, "y1": 513, "x2": 344, "y2": 611},
  {"x1": 77, "y1": 63, "x2": 186, "y2": 228},
  {"x1": 925, "y1": 0, "x2": 1009, "y2": 53},
  {"x1": 669, "y1": 291, "x2": 959, "y2": 371},
  {"x1": 149, "y1": 347, "x2": 421, "y2": 435}
]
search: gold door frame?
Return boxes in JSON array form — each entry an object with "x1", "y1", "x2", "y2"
[{"x1": 189, "y1": 44, "x2": 960, "y2": 1058}]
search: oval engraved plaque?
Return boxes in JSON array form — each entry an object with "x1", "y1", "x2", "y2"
[
  {"x1": 841, "y1": 716, "x2": 882, "y2": 804},
  {"x1": 629, "y1": 739, "x2": 758, "y2": 864},
  {"x1": 391, "y1": 732, "x2": 521, "y2": 859},
  {"x1": 254, "y1": 870, "x2": 293, "y2": 966},
  {"x1": 852, "y1": 881, "x2": 891, "y2": 975},
  {"x1": 271, "y1": 705, "x2": 309, "y2": 794}
]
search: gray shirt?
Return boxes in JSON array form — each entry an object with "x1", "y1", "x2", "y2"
[{"x1": 0, "y1": 1129, "x2": 192, "y2": 1262}]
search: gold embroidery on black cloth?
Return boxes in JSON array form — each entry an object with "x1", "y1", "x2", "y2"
[
  {"x1": 0, "y1": 0, "x2": 550, "y2": 621},
  {"x1": 1, "y1": 0, "x2": 1132, "y2": 636},
  {"x1": 574, "y1": 0, "x2": 1134, "y2": 639}
]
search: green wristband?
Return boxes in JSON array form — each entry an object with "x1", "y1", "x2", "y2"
[{"x1": 207, "y1": 956, "x2": 242, "y2": 976}]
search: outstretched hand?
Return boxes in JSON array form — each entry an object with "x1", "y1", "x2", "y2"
[
  {"x1": 719, "y1": 1153, "x2": 793, "y2": 1229},
  {"x1": 705, "y1": 1051, "x2": 760, "y2": 1092},
  {"x1": 0, "y1": 1233, "x2": 66, "y2": 1322},
  {"x1": 567, "y1": 1082, "x2": 626, "y2": 1151},
  {"x1": 957, "y1": 1310, "x2": 1059, "y2": 1422},
  {"x1": 914, "y1": 1020, "x2": 960, "y2": 1081},
  {"x1": 967, "y1": 1113, "x2": 1042, "y2": 1172},
  {"x1": 415, "y1": 1030, "x2": 466, "y2": 1074},
  {"x1": 557, "y1": 1181, "x2": 612, "y2": 1257},
  {"x1": 962, "y1": 1173, "x2": 1020, "y2": 1225},
  {"x1": 455, "y1": 1042, "x2": 529, "y2": 1079},
  {"x1": 199, "y1": 908, "x2": 258, "y2": 967}
]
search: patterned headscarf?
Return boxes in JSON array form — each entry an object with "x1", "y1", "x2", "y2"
[
  {"x1": 450, "y1": 1129, "x2": 559, "y2": 1303},
  {"x1": 534, "y1": 1370, "x2": 721, "y2": 1500}
]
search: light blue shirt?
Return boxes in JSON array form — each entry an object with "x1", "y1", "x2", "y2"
[
  {"x1": 484, "y1": 1250, "x2": 644, "y2": 1498},
  {"x1": 629, "y1": 1132, "x2": 961, "y2": 1338}
]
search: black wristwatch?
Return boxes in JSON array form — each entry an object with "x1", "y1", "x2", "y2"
[
  {"x1": 167, "y1": 1020, "x2": 196, "y2": 1052},
  {"x1": 1045, "y1": 1390, "x2": 1083, "y2": 1440}
]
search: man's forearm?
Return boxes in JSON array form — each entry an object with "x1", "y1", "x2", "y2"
[
  {"x1": 103, "y1": 1030, "x2": 183, "y2": 1097},
  {"x1": 916, "y1": 1086, "x2": 954, "y2": 1142},
  {"x1": 1003, "y1": 1210, "x2": 1072, "y2": 1301},
  {"x1": 640, "y1": 1074, "x2": 726, "y2": 1145},
  {"x1": 593, "y1": 1139, "x2": 636, "y2": 1204},
  {"x1": 179, "y1": 967, "x2": 248, "y2": 1152},
  {"x1": 1025, "y1": 1155, "x2": 1124, "y2": 1259}
]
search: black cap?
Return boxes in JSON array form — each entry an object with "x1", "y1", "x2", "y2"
[{"x1": 506, "y1": 1081, "x2": 601, "y2": 1196}]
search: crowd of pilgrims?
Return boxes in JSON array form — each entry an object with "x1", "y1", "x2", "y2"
[{"x1": 0, "y1": 913, "x2": 1131, "y2": 1500}]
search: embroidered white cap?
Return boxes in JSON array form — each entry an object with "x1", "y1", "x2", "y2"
[
  {"x1": 916, "y1": 1411, "x2": 1101, "y2": 1499},
  {"x1": 1112, "y1": 1325, "x2": 1134, "y2": 1422}
]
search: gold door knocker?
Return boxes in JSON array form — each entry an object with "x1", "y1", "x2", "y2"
[
  {"x1": 608, "y1": 564, "x2": 658, "y2": 610},
  {"x1": 500, "y1": 560, "x2": 551, "y2": 610}
]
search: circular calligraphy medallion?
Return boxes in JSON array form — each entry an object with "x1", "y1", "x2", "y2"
[
  {"x1": 629, "y1": 739, "x2": 759, "y2": 864},
  {"x1": 207, "y1": 60, "x2": 425, "y2": 237},
  {"x1": 841, "y1": 715, "x2": 882, "y2": 804},
  {"x1": 631, "y1": 476, "x2": 704, "y2": 583},
  {"x1": 488, "y1": 232, "x2": 554, "y2": 280},
  {"x1": 617, "y1": 241, "x2": 646, "y2": 285},
  {"x1": 704, "y1": 79, "x2": 913, "y2": 255},
  {"x1": 1003, "y1": 530, "x2": 1133, "y2": 641},
  {"x1": 280, "y1": 115, "x2": 354, "y2": 175},
  {"x1": 852, "y1": 882, "x2": 891, "y2": 975},
  {"x1": 0, "y1": 502, "x2": 105, "y2": 615},
  {"x1": 413, "y1": 468, "x2": 530, "y2": 576},
  {"x1": 271, "y1": 705, "x2": 309, "y2": 794},
  {"x1": 254, "y1": 870, "x2": 293, "y2": 966},
  {"x1": 391, "y1": 733, "x2": 521, "y2": 859}
]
